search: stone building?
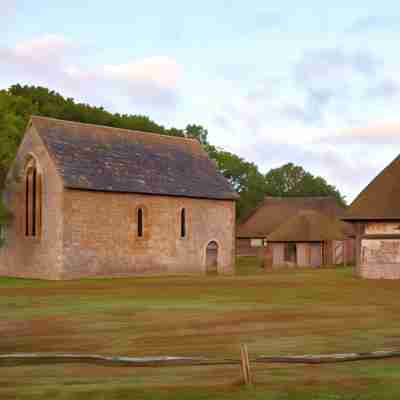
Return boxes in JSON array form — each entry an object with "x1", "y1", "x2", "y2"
[
  {"x1": 343, "y1": 155, "x2": 400, "y2": 279},
  {"x1": 236, "y1": 196, "x2": 355, "y2": 266},
  {"x1": 0, "y1": 116, "x2": 237, "y2": 280}
]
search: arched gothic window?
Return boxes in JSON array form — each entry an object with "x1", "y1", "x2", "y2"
[{"x1": 25, "y1": 159, "x2": 42, "y2": 237}]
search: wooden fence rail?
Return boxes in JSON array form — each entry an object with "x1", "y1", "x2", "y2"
[{"x1": 1, "y1": 349, "x2": 400, "y2": 367}]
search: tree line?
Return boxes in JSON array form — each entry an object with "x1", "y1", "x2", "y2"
[{"x1": 0, "y1": 84, "x2": 345, "y2": 224}]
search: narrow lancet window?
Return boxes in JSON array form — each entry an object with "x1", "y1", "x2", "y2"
[
  {"x1": 180, "y1": 208, "x2": 186, "y2": 238},
  {"x1": 25, "y1": 160, "x2": 41, "y2": 238},
  {"x1": 32, "y1": 168, "x2": 37, "y2": 236},
  {"x1": 25, "y1": 170, "x2": 30, "y2": 236},
  {"x1": 137, "y1": 208, "x2": 143, "y2": 237}
]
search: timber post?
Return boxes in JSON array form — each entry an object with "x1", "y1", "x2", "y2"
[{"x1": 240, "y1": 344, "x2": 251, "y2": 385}]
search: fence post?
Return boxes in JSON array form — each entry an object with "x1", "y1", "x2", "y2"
[{"x1": 240, "y1": 344, "x2": 251, "y2": 385}]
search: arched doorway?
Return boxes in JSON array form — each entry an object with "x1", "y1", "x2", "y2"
[{"x1": 205, "y1": 241, "x2": 219, "y2": 274}]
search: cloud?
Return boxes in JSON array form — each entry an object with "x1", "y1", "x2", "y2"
[
  {"x1": 365, "y1": 78, "x2": 400, "y2": 100},
  {"x1": 295, "y1": 48, "x2": 380, "y2": 83},
  {"x1": 321, "y1": 123, "x2": 400, "y2": 145},
  {"x1": 221, "y1": 47, "x2": 386, "y2": 136},
  {"x1": 214, "y1": 113, "x2": 232, "y2": 132},
  {"x1": 67, "y1": 57, "x2": 181, "y2": 108},
  {"x1": 290, "y1": 48, "x2": 382, "y2": 124},
  {"x1": 0, "y1": 34, "x2": 182, "y2": 112},
  {"x1": 244, "y1": 79, "x2": 282, "y2": 102},
  {"x1": 211, "y1": 46, "x2": 400, "y2": 202},
  {"x1": 348, "y1": 16, "x2": 400, "y2": 33},
  {"x1": 0, "y1": 35, "x2": 77, "y2": 70}
]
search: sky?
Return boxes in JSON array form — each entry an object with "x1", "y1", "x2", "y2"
[{"x1": 2, "y1": 0, "x2": 400, "y2": 202}]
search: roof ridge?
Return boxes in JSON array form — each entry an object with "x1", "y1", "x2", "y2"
[
  {"x1": 348, "y1": 154, "x2": 400, "y2": 208},
  {"x1": 265, "y1": 195, "x2": 338, "y2": 200},
  {"x1": 343, "y1": 154, "x2": 400, "y2": 220},
  {"x1": 30, "y1": 115, "x2": 199, "y2": 145}
]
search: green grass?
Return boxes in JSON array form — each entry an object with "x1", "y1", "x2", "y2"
[
  {"x1": 235, "y1": 256, "x2": 265, "y2": 275},
  {"x1": 2, "y1": 259, "x2": 400, "y2": 399}
]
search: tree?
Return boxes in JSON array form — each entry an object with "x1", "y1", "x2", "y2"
[
  {"x1": 184, "y1": 124, "x2": 209, "y2": 145},
  {"x1": 0, "y1": 84, "x2": 347, "y2": 230},
  {"x1": 0, "y1": 91, "x2": 33, "y2": 189},
  {"x1": 206, "y1": 145, "x2": 268, "y2": 219},
  {"x1": 264, "y1": 163, "x2": 346, "y2": 206}
]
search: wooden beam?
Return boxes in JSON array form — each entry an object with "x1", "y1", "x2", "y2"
[
  {"x1": 240, "y1": 344, "x2": 251, "y2": 385},
  {"x1": 361, "y1": 234, "x2": 400, "y2": 240}
]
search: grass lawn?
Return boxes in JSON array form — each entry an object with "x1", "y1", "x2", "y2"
[{"x1": 2, "y1": 258, "x2": 400, "y2": 399}]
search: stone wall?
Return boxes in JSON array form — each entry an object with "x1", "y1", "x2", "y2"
[
  {"x1": 359, "y1": 262, "x2": 400, "y2": 279},
  {"x1": 358, "y1": 222, "x2": 400, "y2": 279},
  {"x1": 0, "y1": 125, "x2": 64, "y2": 279},
  {"x1": 0, "y1": 125, "x2": 236, "y2": 280},
  {"x1": 62, "y1": 190, "x2": 235, "y2": 279},
  {"x1": 360, "y1": 238, "x2": 400, "y2": 279}
]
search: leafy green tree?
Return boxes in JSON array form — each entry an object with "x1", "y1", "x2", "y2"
[
  {"x1": 264, "y1": 163, "x2": 346, "y2": 206},
  {"x1": 184, "y1": 124, "x2": 209, "y2": 145},
  {"x1": 0, "y1": 91, "x2": 33, "y2": 189},
  {"x1": 0, "y1": 83, "x2": 347, "y2": 231},
  {"x1": 206, "y1": 145, "x2": 268, "y2": 219}
]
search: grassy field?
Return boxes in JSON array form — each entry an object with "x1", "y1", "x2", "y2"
[{"x1": 2, "y1": 258, "x2": 400, "y2": 399}]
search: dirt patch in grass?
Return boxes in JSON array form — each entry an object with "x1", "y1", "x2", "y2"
[{"x1": 0, "y1": 316, "x2": 105, "y2": 353}]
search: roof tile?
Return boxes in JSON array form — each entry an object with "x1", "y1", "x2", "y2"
[{"x1": 31, "y1": 116, "x2": 238, "y2": 200}]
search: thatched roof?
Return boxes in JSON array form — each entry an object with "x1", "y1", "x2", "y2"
[
  {"x1": 30, "y1": 116, "x2": 238, "y2": 200},
  {"x1": 237, "y1": 196, "x2": 349, "y2": 238},
  {"x1": 344, "y1": 155, "x2": 400, "y2": 221},
  {"x1": 267, "y1": 210, "x2": 348, "y2": 242}
]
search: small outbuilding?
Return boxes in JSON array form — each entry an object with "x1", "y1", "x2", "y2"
[
  {"x1": 343, "y1": 155, "x2": 400, "y2": 279},
  {"x1": 236, "y1": 196, "x2": 355, "y2": 266},
  {"x1": 267, "y1": 210, "x2": 350, "y2": 268}
]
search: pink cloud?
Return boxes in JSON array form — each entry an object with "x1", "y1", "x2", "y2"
[
  {"x1": 0, "y1": 34, "x2": 182, "y2": 111},
  {"x1": 321, "y1": 123, "x2": 400, "y2": 145}
]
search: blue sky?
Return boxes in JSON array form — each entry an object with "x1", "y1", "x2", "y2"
[{"x1": 2, "y1": 0, "x2": 400, "y2": 201}]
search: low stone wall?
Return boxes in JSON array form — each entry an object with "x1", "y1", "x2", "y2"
[
  {"x1": 360, "y1": 263, "x2": 400, "y2": 279},
  {"x1": 360, "y1": 238, "x2": 400, "y2": 279}
]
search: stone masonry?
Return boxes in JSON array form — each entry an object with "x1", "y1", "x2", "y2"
[{"x1": 0, "y1": 117, "x2": 237, "y2": 279}]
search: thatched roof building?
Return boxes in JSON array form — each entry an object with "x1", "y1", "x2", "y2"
[
  {"x1": 343, "y1": 155, "x2": 400, "y2": 221},
  {"x1": 343, "y1": 155, "x2": 400, "y2": 279},
  {"x1": 237, "y1": 196, "x2": 348, "y2": 238},
  {"x1": 236, "y1": 196, "x2": 355, "y2": 267},
  {"x1": 267, "y1": 210, "x2": 348, "y2": 243}
]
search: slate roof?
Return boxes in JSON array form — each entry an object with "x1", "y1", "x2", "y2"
[
  {"x1": 30, "y1": 116, "x2": 238, "y2": 200},
  {"x1": 343, "y1": 155, "x2": 400, "y2": 220},
  {"x1": 267, "y1": 210, "x2": 347, "y2": 242},
  {"x1": 237, "y1": 196, "x2": 352, "y2": 238}
]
